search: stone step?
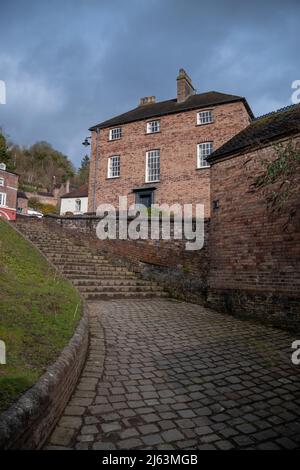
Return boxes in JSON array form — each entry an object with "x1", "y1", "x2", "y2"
[
  {"x1": 46, "y1": 251, "x2": 104, "y2": 257},
  {"x1": 13, "y1": 220, "x2": 167, "y2": 300},
  {"x1": 61, "y1": 265, "x2": 128, "y2": 272},
  {"x1": 63, "y1": 274, "x2": 134, "y2": 280},
  {"x1": 50, "y1": 260, "x2": 110, "y2": 267},
  {"x1": 81, "y1": 291, "x2": 168, "y2": 300},
  {"x1": 66, "y1": 274, "x2": 136, "y2": 281},
  {"x1": 77, "y1": 285, "x2": 163, "y2": 293},
  {"x1": 72, "y1": 279, "x2": 155, "y2": 286}
]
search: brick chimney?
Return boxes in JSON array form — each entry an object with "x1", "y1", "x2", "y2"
[
  {"x1": 65, "y1": 179, "x2": 70, "y2": 194},
  {"x1": 176, "y1": 68, "x2": 196, "y2": 103},
  {"x1": 139, "y1": 96, "x2": 156, "y2": 106}
]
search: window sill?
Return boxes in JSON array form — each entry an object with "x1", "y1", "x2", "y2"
[
  {"x1": 145, "y1": 180, "x2": 160, "y2": 183},
  {"x1": 108, "y1": 138, "x2": 122, "y2": 142},
  {"x1": 145, "y1": 131, "x2": 161, "y2": 135},
  {"x1": 196, "y1": 166, "x2": 210, "y2": 170},
  {"x1": 196, "y1": 121, "x2": 214, "y2": 127},
  {"x1": 106, "y1": 176, "x2": 121, "y2": 180}
]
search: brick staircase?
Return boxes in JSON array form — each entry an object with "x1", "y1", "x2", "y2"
[{"x1": 13, "y1": 219, "x2": 167, "y2": 301}]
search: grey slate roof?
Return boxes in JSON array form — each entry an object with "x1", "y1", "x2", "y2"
[
  {"x1": 208, "y1": 103, "x2": 300, "y2": 162},
  {"x1": 90, "y1": 91, "x2": 253, "y2": 130}
]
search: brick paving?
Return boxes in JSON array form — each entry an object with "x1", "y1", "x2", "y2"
[{"x1": 46, "y1": 299, "x2": 300, "y2": 450}]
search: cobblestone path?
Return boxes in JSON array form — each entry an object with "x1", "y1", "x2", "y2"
[{"x1": 46, "y1": 299, "x2": 300, "y2": 450}]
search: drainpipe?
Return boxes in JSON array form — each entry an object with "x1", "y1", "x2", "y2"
[{"x1": 93, "y1": 128, "x2": 100, "y2": 213}]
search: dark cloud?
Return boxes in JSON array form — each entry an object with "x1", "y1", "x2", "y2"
[{"x1": 0, "y1": 0, "x2": 299, "y2": 166}]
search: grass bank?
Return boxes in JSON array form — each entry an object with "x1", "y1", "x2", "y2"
[{"x1": 0, "y1": 219, "x2": 81, "y2": 413}]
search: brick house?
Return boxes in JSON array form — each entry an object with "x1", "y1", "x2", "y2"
[
  {"x1": 60, "y1": 184, "x2": 89, "y2": 215},
  {"x1": 206, "y1": 104, "x2": 300, "y2": 328},
  {"x1": 17, "y1": 191, "x2": 28, "y2": 215},
  {"x1": 88, "y1": 69, "x2": 253, "y2": 216},
  {"x1": 0, "y1": 163, "x2": 19, "y2": 220}
]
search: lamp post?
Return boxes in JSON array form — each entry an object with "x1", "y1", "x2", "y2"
[{"x1": 82, "y1": 137, "x2": 91, "y2": 148}]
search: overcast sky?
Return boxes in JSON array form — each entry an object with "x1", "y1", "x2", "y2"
[{"x1": 0, "y1": 0, "x2": 299, "y2": 167}]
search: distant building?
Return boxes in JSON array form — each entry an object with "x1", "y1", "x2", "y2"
[
  {"x1": 60, "y1": 184, "x2": 89, "y2": 215},
  {"x1": 17, "y1": 191, "x2": 28, "y2": 215},
  {"x1": 0, "y1": 163, "x2": 18, "y2": 220}
]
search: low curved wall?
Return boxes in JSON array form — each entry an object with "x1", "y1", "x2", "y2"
[{"x1": 0, "y1": 305, "x2": 89, "y2": 450}]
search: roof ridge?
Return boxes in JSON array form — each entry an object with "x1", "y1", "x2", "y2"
[
  {"x1": 254, "y1": 103, "x2": 300, "y2": 121},
  {"x1": 90, "y1": 91, "x2": 251, "y2": 130},
  {"x1": 208, "y1": 101, "x2": 300, "y2": 162}
]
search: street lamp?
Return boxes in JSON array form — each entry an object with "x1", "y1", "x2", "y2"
[{"x1": 82, "y1": 137, "x2": 91, "y2": 147}]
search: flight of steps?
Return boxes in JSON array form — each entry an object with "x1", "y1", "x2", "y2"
[{"x1": 13, "y1": 219, "x2": 167, "y2": 301}]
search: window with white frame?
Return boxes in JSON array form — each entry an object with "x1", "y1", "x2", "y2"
[
  {"x1": 109, "y1": 128, "x2": 122, "y2": 141},
  {"x1": 108, "y1": 155, "x2": 120, "y2": 178},
  {"x1": 197, "y1": 142, "x2": 213, "y2": 168},
  {"x1": 0, "y1": 177, "x2": 4, "y2": 186},
  {"x1": 146, "y1": 150, "x2": 160, "y2": 182},
  {"x1": 197, "y1": 110, "x2": 213, "y2": 125},
  {"x1": 0, "y1": 192, "x2": 6, "y2": 206},
  {"x1": 147, "y1": 120, "x2": 160, "y2": 134}
]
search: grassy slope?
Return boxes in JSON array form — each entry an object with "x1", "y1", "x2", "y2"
[{"x1": 0, "y1": 219, "x2": 81, "y2": 413}]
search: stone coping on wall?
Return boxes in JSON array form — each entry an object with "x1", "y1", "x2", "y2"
[
  {"x1": 45, "y1": 213, "x2": 210, "y2": 223},
  {"x1": 0, "y1": 305, "x2": 89, "y2": 450}
]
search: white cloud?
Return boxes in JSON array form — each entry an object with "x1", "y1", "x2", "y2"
[{"x1": 0, "y1": 54, "x2": 65, "y2": 114}]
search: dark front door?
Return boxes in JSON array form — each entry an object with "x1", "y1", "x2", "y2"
[{"x1": 135, "y1": 189, "x2": 154, "y2": 208}]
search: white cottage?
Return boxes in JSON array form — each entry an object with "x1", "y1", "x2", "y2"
[{"x1": 60, "y1": 184, "x2": 88, "y2": 216}]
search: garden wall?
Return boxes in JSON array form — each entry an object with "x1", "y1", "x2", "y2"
[
  {"x1": 208, "y1": 136, "x2": 300, "y2": 331},
  {"x1": 45, "y1": 215, "x2": 210, "y2": 304},
  {"x1": 0, "y1": 306, "x2": 89, "y2": 450}
]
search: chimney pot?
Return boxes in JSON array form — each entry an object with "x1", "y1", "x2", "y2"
[
  {"x1": 176, "y1": 68, "x2": 196, "y2": 103},
  {"x1": 139, "y1": 96, "x2": 156, "y2": 106}
]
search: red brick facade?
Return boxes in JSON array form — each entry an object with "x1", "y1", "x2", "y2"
[
  {"x1": 88, "y1": 101, "x2": 251, "y2": 217},
  {"x1": 207, "y1": 134, "x2": 300, "y2": 329},
  {"x1": 0, "y1": 167, "x2": 18, "y2": 220}
]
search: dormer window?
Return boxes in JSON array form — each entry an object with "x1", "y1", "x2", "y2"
[
  {"x1": 147, "y1": 120, "x2": 160, "y2": 134},
  {"x1": 197, "y1": 110, "x2": 213, "y2": 125},
  {"x1": 109, "y1": 128, "x2": 122, "y2": 141}
]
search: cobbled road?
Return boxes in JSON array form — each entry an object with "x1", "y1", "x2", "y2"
[{"x1": 46, "y1": 299, "x2": 300, "y2": 450}]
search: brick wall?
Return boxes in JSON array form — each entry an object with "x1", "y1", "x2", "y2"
[
  {"x1": 207, "y1": 135, "x2": 300, "y2": 330},
  {"x1": 45, "y1": 215, "x2": 210, "y2": 303},
  {"x1": 0, "y1": 306, "x2": 89, "y2": 450},
  {"x1": 0, "y1": 169, "x2": 18, "y2": 220},
  {"x1": 88, "y1": 101, "x2": 251, "y2": 217},
  {"x1": 25, "y1": 192, "x2": 58, "y2": 206},
  {"x1": 17, "y1": 197, "x2": 28, "y2": 215}
]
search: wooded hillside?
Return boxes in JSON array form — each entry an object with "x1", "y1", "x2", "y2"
[{"x1": 0, "y1": 129, "x2": 89, "y2": 192}]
